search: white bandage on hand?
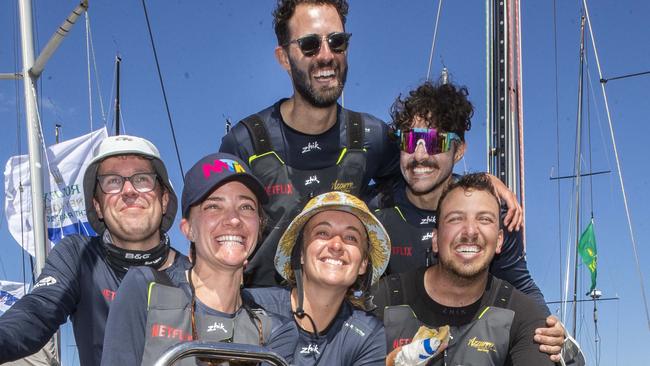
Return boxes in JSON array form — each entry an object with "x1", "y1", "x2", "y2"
[{"x1": 394, "y1": 337, "x2": 443, "y2": 366}]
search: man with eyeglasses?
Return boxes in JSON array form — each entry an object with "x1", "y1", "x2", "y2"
[
  {"x1": 219, "y1": 0, "x2": 401, "y2": 287},
  {"x1": 0, "y1": 135, "x2": 190, "y2": 366},
  {"x1": 373, "y1": 80, "x2": 566, "y2": 362}
]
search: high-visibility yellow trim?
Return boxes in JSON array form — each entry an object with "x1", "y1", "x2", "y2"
[
  {"x1": 249, "y1": 151, "x2": 285, "y2": 165},
  {"x1": 147, "y1": 282, "x2": 156, "y2": 310},
  {"x1": 336, "y1": 148, "x2": 348, "y2": 165},
  {"x1": 336, "y1": 148, "x2": 367, "y2": 165},
  {"x1": 478, "y1": 306, "x2": 490, "y2": 319},
  {"x1": 394, "y1": 206, "x2": 406, "y2": 221}
]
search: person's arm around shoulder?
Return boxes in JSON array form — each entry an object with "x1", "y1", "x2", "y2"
[
  {"x1": 0, "y1": 238, "x2": 83, "y2": 362},
  {"x1": 100, "y1": 267, "x2": 154, "y2": 366},
  {"x1": 486, "y1": 174, "x2": 523, "y2": 231},
  {"x1": 535, "y1": 315, "x2": 565, "y2": 363},
  {"x1": 507, "y1": 291, "x2": 558, "y2": 366}
]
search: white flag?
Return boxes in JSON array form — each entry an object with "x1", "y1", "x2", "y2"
[
  {"x1": 4, "y1": 127, "x2": 108, "y2": 256},
  {"x1": 0, "y1": 280, "x2": 28, "y2": 314}
]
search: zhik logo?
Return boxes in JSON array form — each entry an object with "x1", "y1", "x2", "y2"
[
  {"x1": 206, "y1": 322, "x2": 228, "y2": 333},
  {"x1": 420, "y1": 216, "x2": 436, "y2": 225},
  {"x1": 421, "y1": 232, "x2": 433, "y2": 241},
  {"x1": 300, "y1": 344, "x2": 320, "y2": 355},
  {"x1": 301, "y1": 141, "x2": 321, "y2": 154},
  {"x1": 305, "y1": 175, "x2": 320, "y2": 186}
]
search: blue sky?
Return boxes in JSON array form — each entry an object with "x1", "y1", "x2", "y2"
[{"x1": 1, "y1": 1, "x2": 649, "y2": 364}]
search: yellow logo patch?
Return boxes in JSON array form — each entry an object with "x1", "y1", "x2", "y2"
[
  {"x1": 467, "y1": 336, "x2": 496, "y2": 353},
  {"x1": 331, "y1": 179, "x2": 355, "y2": 193}
]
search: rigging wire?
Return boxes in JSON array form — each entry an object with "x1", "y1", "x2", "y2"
[
  {"x1": 106, "y1": 57, "x2": 118, "y2": 131},
  {"x1": 586, "y1": 59, "x2": 594, "y2": 218},
  {"x1": 585, "y1": 56, "x2": 602, "y2": 365},
  {"x1": 514, "y1": 0, "x2": 526, "y2": 250},
  {"x1": 87, "y1": 13, "x2": 108, "y2": 126},
  {"x1": 583, "y1": 0, "x2": 650, "y2": 332},
  {"x1": 84, "y1": 11, "x2": 93, "y2": 130},
  {"x1": 551, "y1": 0, "x2": 564, "y2": 313},
  {"x1": 570, "y1": 14, "x2": 586, "y2": 337},
  {"x1": 140, "y1": 0, "x2": 185, "y2": 180},
  {"x1": 561, "y1": 178, "x2": 577, "y2": 324},
  {"x1": 584, "y1": 67, "x2": 613, "y2": 172},
  {"x1": 426, "y1": 0, "x2": 444, "y2": 80},
  {"x1": 600, "y1": 70, "x2": 650, "y2": 84},
  {"x1": 484, "y1": 0, "x2": 490, "y2": 171}
]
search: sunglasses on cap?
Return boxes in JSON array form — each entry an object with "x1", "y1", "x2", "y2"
[
  {"x1": 284, "y1": 32, "x2": 351, "y2": 57},
  {"x1": 396, "y1": 128, "x2": 461, "y2": 155}
]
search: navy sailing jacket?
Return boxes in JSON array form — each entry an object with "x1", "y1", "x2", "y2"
[{"x1": 0, "y1": 234, "x2": 190, "y2": 365}]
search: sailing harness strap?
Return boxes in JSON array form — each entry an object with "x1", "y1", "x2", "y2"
[
  {"x1": 241, "y1": 111, "x2": 365, "y2": 155},
  {"x1": 382, "y1": 273, "x2": 515, "y2": 365},
  {"x1": 240, "y1": 110, "x2": 367, "y2": 287},
  {"x1": 141, "y1": 268, "x2": 272, "y2": 366}
]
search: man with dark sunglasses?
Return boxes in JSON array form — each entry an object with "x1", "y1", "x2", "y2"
[
  {"x1": 373, "y1": 80, "x2": 566, "y2": 361},
  {"x1": 0, "y1": 135, "x2": 190, "y2": 365},
  {"x1": 219, "y1": 0, "x2": 400, "y2": 287}
]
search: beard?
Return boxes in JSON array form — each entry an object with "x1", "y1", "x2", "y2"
[
  {"x1": 437, "y1": 237, "x2": 493, "y2": 283},
  {"x1": 438, "y1": 253, "x2": 491, "y2": 282},
  {"x1": 289, "y1": 56, "x2": 347, "y2": 108}
]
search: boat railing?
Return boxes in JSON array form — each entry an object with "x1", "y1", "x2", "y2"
[{"x1": 152, "y1": 341, "x2": 290, "y2": 366}]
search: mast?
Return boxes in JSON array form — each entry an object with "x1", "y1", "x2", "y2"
[
  {"x1": 17, "y1": 0, "x2": 47, "y2": 277},
  {"x1": 14, "y1": 0, "x2": 89, "y2": 278},
  {"x1": 487, "y1": 0, "x2": 526, "y2": 241},
  {"x1": 487, "y1": 0, "x2": 520, "y2": 190}
]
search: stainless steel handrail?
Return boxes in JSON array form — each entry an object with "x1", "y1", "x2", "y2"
[{"x1": 152, "y1": 341, "x2": 290, "y2": 366}]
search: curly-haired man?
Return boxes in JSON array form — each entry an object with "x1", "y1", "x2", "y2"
[{"x1": 373, "y1": 80, "x2": 566, "y2": 362}]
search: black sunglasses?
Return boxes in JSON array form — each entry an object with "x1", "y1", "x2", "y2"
[{"x1": 285, "y1": 32, "x2": 351, "y2": 57}]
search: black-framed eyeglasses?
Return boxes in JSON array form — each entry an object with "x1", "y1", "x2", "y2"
[
  {"x1": 96, "y1": 173, "x2": 158, "y2": 194},
  {"x1": 284, "y1": 32, "x2": 351, "y2": 57}
]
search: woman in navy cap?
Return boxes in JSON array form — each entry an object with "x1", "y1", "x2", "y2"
[{"x1": 101, "y1": 152, "x2": 296, "y2": 366}]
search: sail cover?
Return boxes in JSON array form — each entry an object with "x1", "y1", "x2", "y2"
[{"x1": 3, "y1": 127, "x2": 108, "y2": 256}]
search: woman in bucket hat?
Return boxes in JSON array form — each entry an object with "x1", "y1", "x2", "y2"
[
  {"x1": 101, "y1": 153, "x2": 296, "y2": 366},
  {"x1": 246, "y1": 191, "x2": 391, "y2": 365}
]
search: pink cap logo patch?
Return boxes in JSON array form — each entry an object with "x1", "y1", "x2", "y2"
[{"x1": 202, "y1": 159, "x2": 245, "y2": 179}]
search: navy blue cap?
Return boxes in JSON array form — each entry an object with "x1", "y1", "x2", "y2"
[{"x1": 181, "y1": 153, "x2": 268, "y2": 218}]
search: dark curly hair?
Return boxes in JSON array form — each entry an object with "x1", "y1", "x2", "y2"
[
  {"x1": 390, "y1": 80, "x2": 473, "y2": 141},
  {"x1": 435, "y1": 173, "x2": 501, "y2": 229},
  {"x1": 273, "y1": 0, "x2": 349, "y2": 46}
]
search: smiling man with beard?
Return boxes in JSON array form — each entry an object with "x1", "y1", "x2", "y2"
[
  {"x1": 219, "y1": 0, "x2": 400, "y2": 287},
  {"x1": 373, "y1": 173, "x2": 556, "y2": 366}
]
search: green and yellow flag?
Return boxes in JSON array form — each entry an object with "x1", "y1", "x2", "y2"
[{"x1": 578, "y1": 219, "x2": 597, "y2": 292}]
